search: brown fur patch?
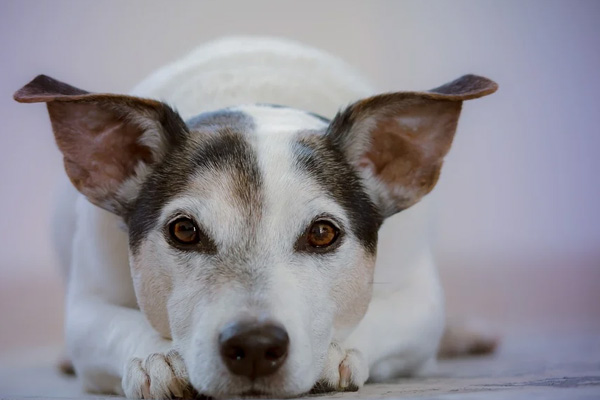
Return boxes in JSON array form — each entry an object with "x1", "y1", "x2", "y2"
[{"x1": 364, "y1": 101, "x2": 461, "y2": 210}]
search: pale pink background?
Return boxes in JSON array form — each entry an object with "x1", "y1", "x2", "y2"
[{"x1": 1, "y1": 0, "x2": 599, "y2": 354}]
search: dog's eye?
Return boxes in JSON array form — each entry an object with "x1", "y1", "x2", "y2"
[
  {"x1": 307, "y1": 220, "x2": 339, "y2": 248},
  {"x1": 169, "y1": 217, "x2": 199, "y2": 245}
]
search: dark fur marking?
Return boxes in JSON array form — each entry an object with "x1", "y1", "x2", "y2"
[
  {"x1": 190, "y1": 130, "x2": 263, "y2": 222},
  {"x1": 127, "y1": 113, "x2": 261, "y2": 254},
  {"x1": 186, "y1": 109, "x2": 254, "y2": 131},
  {"x1": 305, "y1": 111, "x2": 330, "y2": 124},
  {"x1": 256, "y1": 103, "x2": 287, "y2": 109},
  {"x1": 256, "y1": 104, "x2": 330, "y2": 124},
  {"x1": 293, "y1": 134, "x2": 382, "y2": 254}
]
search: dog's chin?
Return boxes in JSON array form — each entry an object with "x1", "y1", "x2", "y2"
[
  {"x1": 196, "y1": 379, "x2": 312, "y2": 399},
  {"x1": 198, "y1": 388, "x2": 307, "y2": 400},
  {"x1": 237, "y1": 389, "x2": 296, "y2": 399}
]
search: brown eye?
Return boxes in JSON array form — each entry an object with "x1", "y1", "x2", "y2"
[
  {"x1": 169, "y1": 217, "x2": 199, "y2": 245},
  {"x1": 307, "y1": 220, "x2": 339, "y2": 248}
]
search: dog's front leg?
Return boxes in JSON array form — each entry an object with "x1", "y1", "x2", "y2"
[
  {"x1": 342, "y1": 254, "x2": 445, "y2": 383},
  {"x1": 316, "y1": 278, "x2": 443, "y2": 394},
  {"x1": 317, "y1": 252, "x2": 444, "y2": 390},
  {"x1": 66, "y1": 296, "x2": 194, "y2": 398},
  {"x1": 63, "y1": 200, "x2": 194, "y2": 399}
]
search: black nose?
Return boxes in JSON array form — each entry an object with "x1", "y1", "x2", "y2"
[{"x1": 219, "y1": 320, "x2": 289, "y2": 379}]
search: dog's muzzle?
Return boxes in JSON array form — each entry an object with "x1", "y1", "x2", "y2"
[{"x1": 219, "y1": 320, "x2": 289, "y2": 380}]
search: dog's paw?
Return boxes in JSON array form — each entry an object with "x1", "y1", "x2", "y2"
[
  {"x1": 438, "y1": 318, "x2": 500, "y2": 358},
  {"x1": 122, "y1": 350, "x2": 194, "y2": 399},
  {"x1": 313, "y1": 343, "x2": 368, "y2": 393},
  {"x1": 57, "y1": 355, "x2": 75, "y2": 375}
]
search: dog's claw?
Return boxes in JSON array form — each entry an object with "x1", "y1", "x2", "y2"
[
  {"x1": 122, "y1": 350, "x2": 193, "y2": 399},
  {"x1": 339, "y1": 362, "x2": 350, "y2": 389}
]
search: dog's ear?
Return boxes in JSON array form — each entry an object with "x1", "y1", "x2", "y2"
[
  {"x1": 327, "y1": 75, "x2": 497, "y2": 217},
  {"x1": 14, "y1": 75, "x2": 187, "y2": 215}
]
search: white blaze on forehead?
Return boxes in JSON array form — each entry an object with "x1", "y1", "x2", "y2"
[{"x1": 233, "y1": 105, "x2": 346, "y2": 246}]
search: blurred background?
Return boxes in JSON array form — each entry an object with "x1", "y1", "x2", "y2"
[{"x1": 0, "y1": 0, "x2": 599, "y2": 359}]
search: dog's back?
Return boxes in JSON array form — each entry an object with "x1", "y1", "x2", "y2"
[{"x1": 131, "y1": 36, "x2": 374, "y2": 119}]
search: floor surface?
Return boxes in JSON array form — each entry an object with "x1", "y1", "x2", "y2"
[{"x1": 1, "y1": 331, "x2": 599, "y2": 399}]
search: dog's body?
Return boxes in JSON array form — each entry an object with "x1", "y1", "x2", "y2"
[{"x1": 16, "y1": 37, "x2": 497, "y2": 398}]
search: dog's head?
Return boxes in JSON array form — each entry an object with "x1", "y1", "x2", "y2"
[{"x1": 15, "y1": 74, "x2": 496, "y2": 397}]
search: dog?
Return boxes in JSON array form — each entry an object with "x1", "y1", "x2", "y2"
[{"x1": 14, "y1": 37, "x2": 497, "y2": 398}]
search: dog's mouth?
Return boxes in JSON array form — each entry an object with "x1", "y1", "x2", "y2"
[
  {"x1": 191, "y1": 385, "x2": 295, "y2": 399},
  {"x1": 200, "y1": 388, "x2": 278, "y2": 399},
  {"x1": 238, "y1": 389, "x2": 271, "y2": 398}
]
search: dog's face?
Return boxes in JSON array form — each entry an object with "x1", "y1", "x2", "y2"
[
  {"x1": 15, "y1": 74, "x2": 496, "y2": 397},
  {"x1": 127, "y1": 105, "x2": 381, "y2": 395}
]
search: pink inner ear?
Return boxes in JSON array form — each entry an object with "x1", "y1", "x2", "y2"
[
  {"x1": 49, "y1": 102, "x2": 153, "y2": 209},
  {"x1": 361, "y1": 101, "x2": 461, "y2": 210}
]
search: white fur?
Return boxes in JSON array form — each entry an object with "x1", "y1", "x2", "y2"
[
  {"x1": 57, "y1": 37, "x2": 444, "y2": 397},
  {"x1": 130, "y1": 36, "x2": 374, "y2": 119}
]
